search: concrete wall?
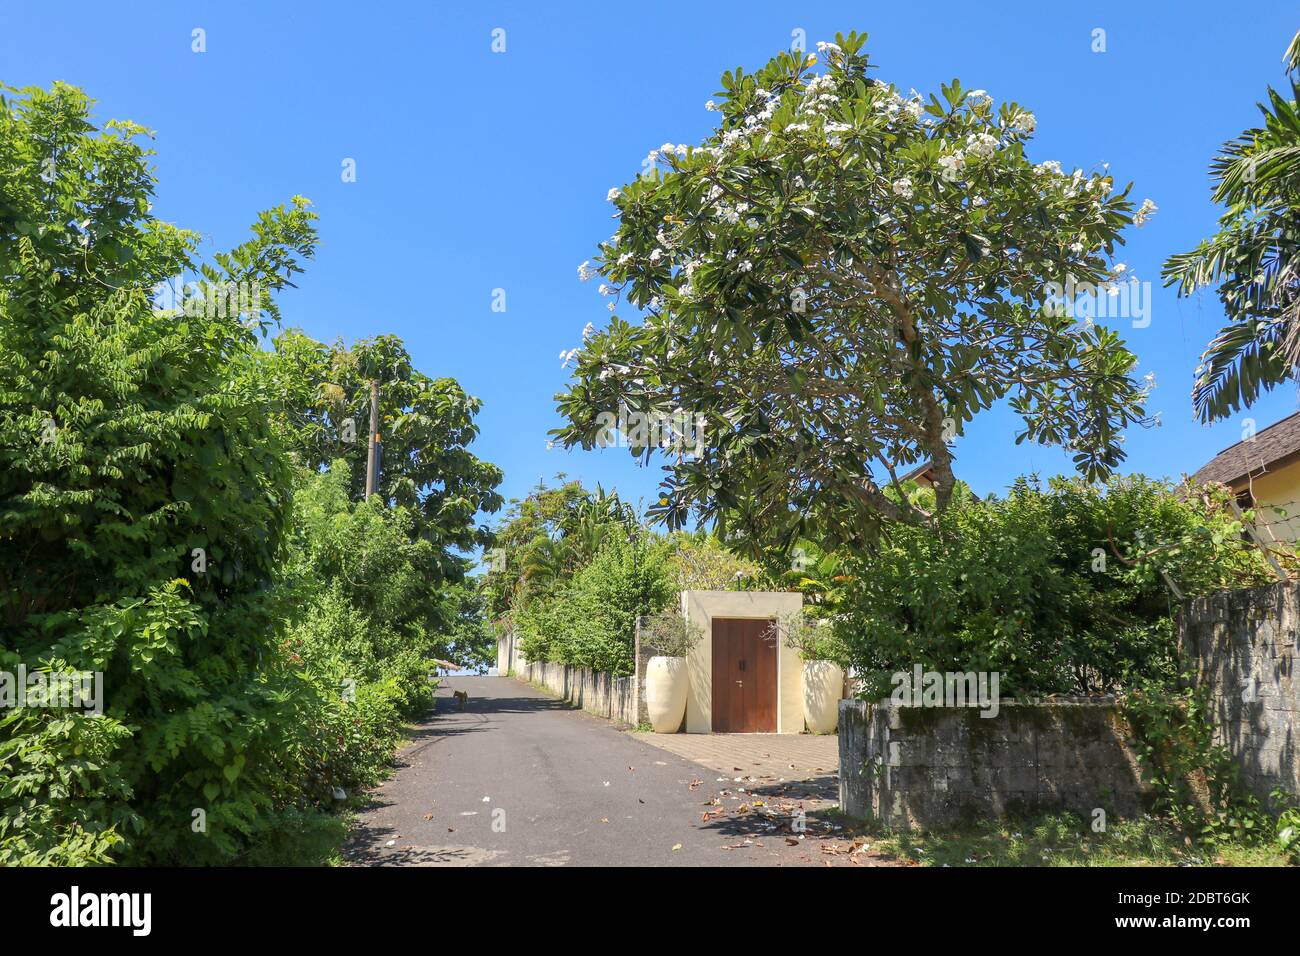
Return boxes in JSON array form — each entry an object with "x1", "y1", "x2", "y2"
[
  {"x1": 838, "y1": 699, "x2": 1149, "y2": 830},
  {"x1": 520, "y1": 659, "x2": 638, "y2": 725},
  {"x1": 496, "y1": 631, "x2": 640, "y2": 724},
  {"x1": 1179, "y1": 580, "x2": 1300, "y2": 806},
  {"x1": 681, "y1": 590, "x2": 803, "y2": 733}
]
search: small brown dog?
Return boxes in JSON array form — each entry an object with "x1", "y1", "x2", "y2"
[{"x1": 452, "y1": 689, "x2": 469, "y2": 711}]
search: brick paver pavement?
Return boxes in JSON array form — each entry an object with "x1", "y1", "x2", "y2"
[{"x1": 630, "y1": 731, "x2": 839, "y2": 784}]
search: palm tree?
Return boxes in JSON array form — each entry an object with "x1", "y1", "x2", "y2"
[
  {"x1": 1164, "y1": 27, "x2": 1300, "y2": 421},
  {"x1": 518, "y1": 537, "x2": 571, "y2": 593}
]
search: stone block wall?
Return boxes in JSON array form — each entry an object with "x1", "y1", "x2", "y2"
[
  {"x1": 839, "y1": 699, "x2": 1149, "y2": 830},
  {"x1": 1178, "y1": 580, "x2": 1300, "y2": 806}
]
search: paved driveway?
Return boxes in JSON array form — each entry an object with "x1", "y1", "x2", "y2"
[
  {"x1": 345, "y1": 676, "x2": 897, "y2": 867},
  {"x1": 632, "y1": 730, "x2": 839, "y2": 784}
]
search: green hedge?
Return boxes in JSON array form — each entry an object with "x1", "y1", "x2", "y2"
[
  {"x1": 833, "y1": 476, "x2": 1276, "y2": 700},
  {"x1": 515, "y1": 533, "x2": 673, "y2": 676}
]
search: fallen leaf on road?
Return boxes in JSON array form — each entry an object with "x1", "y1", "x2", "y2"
[
  {"x1": 688, "y1": 778, "x2": 703, "y2": 791},
  {"x1": 600, "y1": 818, "x2": 609, "y2": 824},
  {"x1": 671, "y1": 843, "x2": 682, "y2": 851},
  {"x1": 423, "y1": 813, "x2": 434, "y2": 821},
  {"x1": 785, "y1": 837, "x2": 800, "y2": 845}
]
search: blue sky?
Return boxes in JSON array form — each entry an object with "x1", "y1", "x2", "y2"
[{"x1": 4, "y1": 1, "x2": 1298, "y2": 533}]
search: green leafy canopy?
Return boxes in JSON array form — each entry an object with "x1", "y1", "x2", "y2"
[{"x1": 553, "y1": 32, "x2": 1154, "y2": 557}]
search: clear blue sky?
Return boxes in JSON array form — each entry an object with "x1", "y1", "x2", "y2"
[{"x1": 4, "y1": 1, "x2": 1298, "y2": 529}]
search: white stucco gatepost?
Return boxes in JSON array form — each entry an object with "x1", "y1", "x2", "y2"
[{"x1": 680, "y1": 589, "x2": 804, "y2": 734}]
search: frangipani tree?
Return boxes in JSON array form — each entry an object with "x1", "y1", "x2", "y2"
[{"x1": 554, "y1": 32, "x2": 1155, "y2": 555}]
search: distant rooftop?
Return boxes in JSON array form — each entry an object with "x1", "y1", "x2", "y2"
[{"x1": 1191, "y1": 410, "x2": 1300, "y2": 488}]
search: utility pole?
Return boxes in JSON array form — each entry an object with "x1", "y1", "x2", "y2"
[{"x1": 365, "y1": 379, "x2": 381, "y2": 499}]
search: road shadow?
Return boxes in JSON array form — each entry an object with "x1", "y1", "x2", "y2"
[
  {"x1": 343, "y1": 821, "x2": 487, "y2": 867},
  {"x1": 427, "y1": 693, "x2": 575, "y2": 717},
  {"x1": 693, "y1": 772, "x2": 847, "y2": 841}
]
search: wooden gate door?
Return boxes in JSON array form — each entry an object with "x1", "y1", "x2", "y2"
[{"x1": 711, "y1": 618, "x2": 777, "y2": 732}]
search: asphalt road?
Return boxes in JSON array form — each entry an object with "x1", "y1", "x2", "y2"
[{"x1": 344, "y1": 675, "x2": 860, "y2": 867}]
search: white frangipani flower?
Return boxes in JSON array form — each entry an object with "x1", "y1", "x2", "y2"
[
  {"x1": 892, "y1": 178, "x2": 914, "y2": 200},
  {"x1": 965, "y1": 132, "x2": 999, "y2": 161},
  {"x1": 1133, "y1": 198, "x2": 1158, "y2": 227},
  {"x1": 577, "y1": 261, "x2": 597, "y2": 281},
  {"x1": 606, "y1": 187, "x2": 620, "y2": 202},
  {"x1": 1010, "y1": 111, "x2": 1036, "y2": 134}
]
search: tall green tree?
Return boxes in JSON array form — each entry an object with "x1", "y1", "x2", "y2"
[
  {"x1": 0, "y1": 82, "x2": 319, "y2": 862},
  {"x1": 1165, "y1": 27, "x2": 1300, "y2": 421},
  {"x1": 554, "y1": 33, "x2": 1154, "y2": 556},
  {"x1": 263, "y1": 330, "x2": 503, "y2": 564},
  {"x1": 481, "y1": 478, "x2": 639, "y2": 626}
]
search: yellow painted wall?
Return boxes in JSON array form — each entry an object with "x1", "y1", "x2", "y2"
[
  {"x1": 1243, "y1": 465, "x2": 1300, "y2": 547},
  {"x1": 682, "y1": 590, "x2": 804, "y2": 733}
]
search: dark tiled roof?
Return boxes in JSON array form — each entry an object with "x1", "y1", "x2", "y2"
[
  {"x1": 899, "y1": 461, "x2": 935, "y2": 484},
  {"x1": 1191, "y1": 410, "x2": 1300, "y2": 488}
]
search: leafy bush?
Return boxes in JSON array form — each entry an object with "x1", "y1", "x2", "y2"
[
  {"x1": 482, "y1": 479, "x2": 640, "y2": 630},
  {"x1": 664, "y1": 532, "x2": 765, "y2": 591},
  {"x1": 767, "y1": 611, "x2": 845, "y2": 664},
  {"x1": 275, "y1": 460, "x2": 454, "y2": 800},
  {"x1": 0, "y1": 83, "x2": 501, "y2": 865},
  {"x1": 834, "y1": 476, "x2": 1274, "y2": 700},
  {"x1": 639, "y1": 605, "x2": 705, "y2": 657},
  {"x1": 516, "y1": 532, "x2": 673, "y2": 675}
]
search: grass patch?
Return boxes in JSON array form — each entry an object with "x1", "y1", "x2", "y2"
[{"x1": 874, "y1": 812, "x2": 1294, "y2": 867}]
